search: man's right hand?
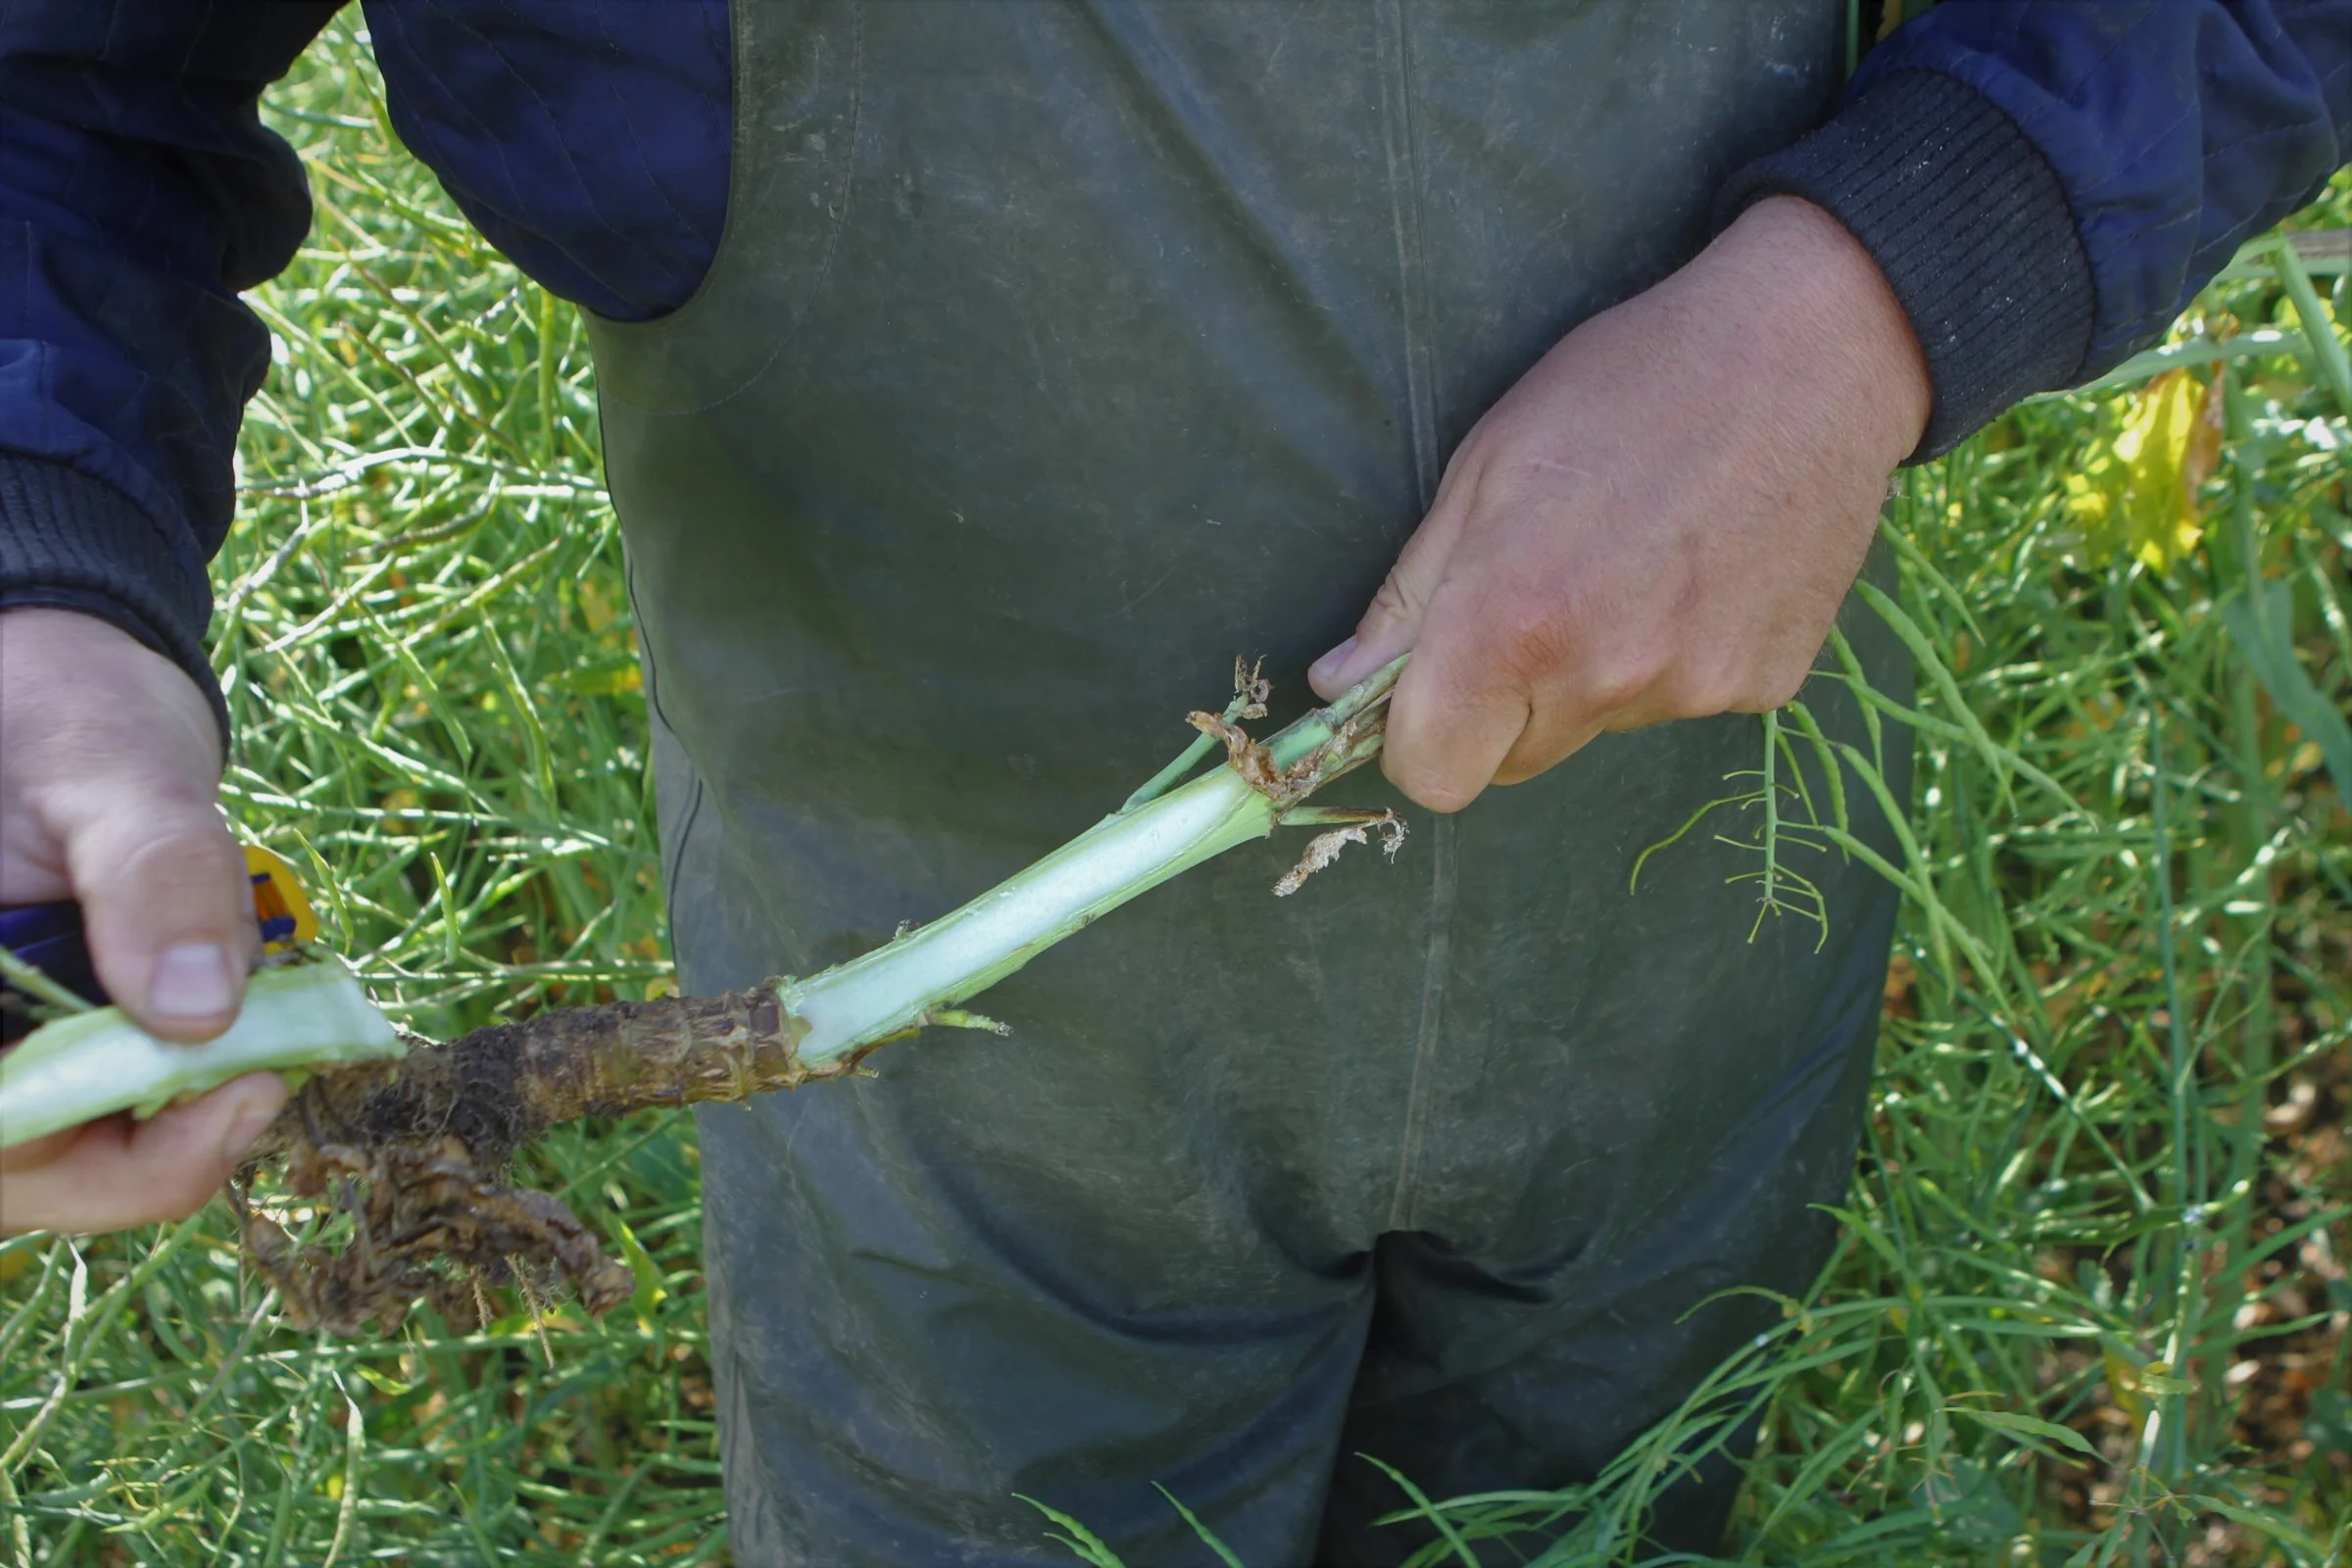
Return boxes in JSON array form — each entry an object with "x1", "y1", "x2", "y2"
[{"x1": 0, "y1": 608, "x2": 284, "y2": 1234}]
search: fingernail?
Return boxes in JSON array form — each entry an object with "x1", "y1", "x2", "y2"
[
  {"x1": 1310, "y1": 635, "x2": 1359, "y2": 689},
  {"x1": 220, "y1": 1096, "x2": 280, "y2": 1164},
  {"x1": 148, "y1": 943, "x2": 238, "y2": 1023}
]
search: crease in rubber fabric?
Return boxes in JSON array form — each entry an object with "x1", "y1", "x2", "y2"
[{"x1": 1374, "y1": 0, "x2": 1455, "y2": 1240}]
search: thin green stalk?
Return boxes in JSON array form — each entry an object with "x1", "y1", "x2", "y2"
[
  {"x1": 2212, "y1": 367, "x2": 2280, "y2": 1446},
  {"x1": 1121, "y1": 732, "x2": 1223, "y2": 814},
  {"x1": 2272, "y1": 230, "x2": 2352, "y2": 415},
  {"x1": 2139, "y1": 688, "x2": 2203, "y2": 1528},
  {"x1": 536, "y1": 287, "x2": 560, "y2": 465},
  {"x1": 0, "y1": 947, "x2": 93, "y2": 1020},
  {"x1": 0, "y1": 1449, "x2": 26, "y2": 1568}
]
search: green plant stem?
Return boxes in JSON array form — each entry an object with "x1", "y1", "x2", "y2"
[
  {"x1": 0, "y1": 961, "x2": 405, "y2": 1150},
  {"x1": 780, "y1": 659, "x2": 1400, "y2": 1068}
]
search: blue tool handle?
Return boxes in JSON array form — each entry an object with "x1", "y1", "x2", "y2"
[{"x1": 0, "y1": 901, "x2": 109, "y2": 1042}]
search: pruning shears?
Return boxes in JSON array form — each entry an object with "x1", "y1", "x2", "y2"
[{"x1": 0, "y1": 847, "x2": 318, "y2": 1042}]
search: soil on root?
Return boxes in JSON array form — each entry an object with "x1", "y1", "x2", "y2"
[{"x1": 234, "y1": 980, "x2": 873, "y2": 1335}]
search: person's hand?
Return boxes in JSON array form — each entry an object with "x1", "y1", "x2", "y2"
[
  {"x1": 0, "y1": 608, "x2": 282, "y2": 1233},
  {"x1": 1308, "y1": 196, "x2": 1933, "y2": 812}
]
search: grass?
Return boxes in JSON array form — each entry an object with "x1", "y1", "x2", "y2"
[{"x1": 2, "y1": 19, "x2": 2347, "y2": 1566}]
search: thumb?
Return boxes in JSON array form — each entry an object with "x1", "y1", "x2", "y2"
[
  {"x1": 1309, "y1": 477, "x2": 1472, "y2": 702},
  {"x1": 2, "y1": 611, "x2": 256, "y2": 1042},
  {"x1": 65, "y1": 784, "x2": 256, "y2": 1042}
]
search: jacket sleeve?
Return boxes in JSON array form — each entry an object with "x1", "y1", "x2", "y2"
[
  {"x1": 1723, "y1": 0, "x2": 2351, "y2": 459},
  {"x1": 0, "y1": 1, "x2": 342, "y2": 727}
]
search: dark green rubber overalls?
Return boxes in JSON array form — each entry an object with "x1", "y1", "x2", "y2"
[{"x1": 587, "y1": 4, "x2": 1909, "y2": 1562}]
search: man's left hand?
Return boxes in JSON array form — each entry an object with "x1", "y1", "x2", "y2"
[{"x1": 1308, "y1": 196, "x2": 1933, "y2": 812}]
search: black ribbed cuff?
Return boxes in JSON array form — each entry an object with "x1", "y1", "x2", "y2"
[
  {"x1": 0, "y1": 456, "x2": 227, "y2": 740},
  {"x1": 1719, "y1": 69, "x2": 2095, "y2": 461}
]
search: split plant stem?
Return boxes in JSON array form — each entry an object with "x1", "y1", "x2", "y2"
[
  {"x1": 0, "y1": 660, "x2": 1404, "y2": 1330},
  {"x1": 260, "y1": 655, "x2": 1400, "y2": 1167}
]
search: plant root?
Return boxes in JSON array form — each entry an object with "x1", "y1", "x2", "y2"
[
  {"x1": 233, "y1": 1139, "x2": 633, "y2": 1336},
  {"x1": 235, "y1": 981, "x2": 865, "y2": 1334}
]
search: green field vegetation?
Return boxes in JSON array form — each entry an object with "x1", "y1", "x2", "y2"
[{"x1": 3, "y1": 21, "x2": 2347, "y2": 1567}]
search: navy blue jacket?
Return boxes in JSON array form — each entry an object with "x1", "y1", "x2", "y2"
[{"x1": 0, "y1": 1, "x2": 2345, "y2": 714}]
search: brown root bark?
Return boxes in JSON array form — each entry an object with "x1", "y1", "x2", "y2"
[
  {"x1": 234, "y1": 980, "x2": 870, "y2": 1335},
  {"x1": 250, "y1": 981, "x2": 858, "y2": 1169}
]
